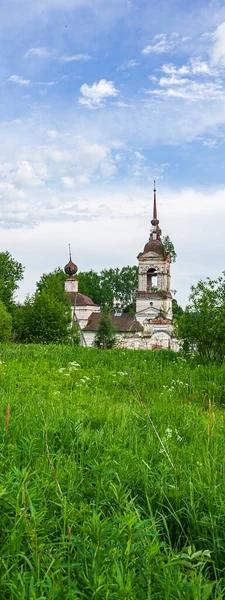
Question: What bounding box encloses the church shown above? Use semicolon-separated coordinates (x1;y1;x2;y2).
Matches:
64;184;177;350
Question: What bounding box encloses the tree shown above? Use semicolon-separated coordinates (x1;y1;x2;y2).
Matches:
77;270;103;306
36;268;68;305
94;307;117;349
31;289;72;343
13;269;72;344
0;301;12;341
172;298;183;320
77;266;138;310
162;236;177;263
0;251;24;309
177;273;225;361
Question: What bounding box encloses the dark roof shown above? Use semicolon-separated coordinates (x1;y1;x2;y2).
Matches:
67;292;98;306
143;239;165;255
83;312;143;332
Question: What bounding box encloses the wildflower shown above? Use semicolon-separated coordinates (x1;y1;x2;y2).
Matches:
69;362;80;367
175;429;183;442
165;427;173;439
58;367;65;373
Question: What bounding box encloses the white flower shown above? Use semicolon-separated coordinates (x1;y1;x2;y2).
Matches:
165;427;173;439
175;429;183;442
58;367;65;373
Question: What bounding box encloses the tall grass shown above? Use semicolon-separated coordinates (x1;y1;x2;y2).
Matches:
0;345;225;598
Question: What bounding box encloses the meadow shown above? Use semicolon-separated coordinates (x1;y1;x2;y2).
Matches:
0;344;225;599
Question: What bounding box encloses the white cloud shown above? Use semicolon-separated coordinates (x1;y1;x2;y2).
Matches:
25;47;54;58
38;81;57;86
161;60;212;77
135;151;146;160
161;64;190;75
60;53;91;62
25;48;91;63
100;161;116;177
211;21;225;66
14;160;46;187
159;75;189;87
8;74;30;85
114;101;132;108
190;59;211;74
118;58;139;70
47;129;58;140
142;32;190;55
79;78;118;108
61;176;75;188
149;80;224;101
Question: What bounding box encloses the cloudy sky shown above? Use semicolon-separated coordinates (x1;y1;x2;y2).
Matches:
1;0;225;306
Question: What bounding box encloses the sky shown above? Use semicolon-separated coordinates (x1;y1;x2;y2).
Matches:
1;0;225;306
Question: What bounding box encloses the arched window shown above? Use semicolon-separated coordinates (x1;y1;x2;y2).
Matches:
147;267;157;292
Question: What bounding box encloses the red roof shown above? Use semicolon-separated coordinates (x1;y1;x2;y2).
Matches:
83;312;143;332
67;292;98;306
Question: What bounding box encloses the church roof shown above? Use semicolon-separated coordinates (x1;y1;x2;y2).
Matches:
83;312;143;332
67;292;98;306
143;239;165;255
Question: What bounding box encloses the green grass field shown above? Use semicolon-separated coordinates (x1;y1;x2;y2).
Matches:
1;344;225;599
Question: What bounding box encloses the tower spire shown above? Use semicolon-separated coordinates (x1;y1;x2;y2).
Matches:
151;180;159;226
150;181;161;241
153;180;157;221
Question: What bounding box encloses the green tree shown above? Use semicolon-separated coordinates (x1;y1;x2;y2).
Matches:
31;289;72;343
78;266;138;310
0;251;24;309
77;270;102;305
0;301;12;341
172;298;183;319
162;235;177;263
36;268;68;304
13;269;72;344
94;307;117;349
178;273;225;361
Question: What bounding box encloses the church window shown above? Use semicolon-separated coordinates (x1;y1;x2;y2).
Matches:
147;267;157;292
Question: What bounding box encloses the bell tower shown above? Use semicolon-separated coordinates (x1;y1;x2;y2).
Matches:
136;183;172;324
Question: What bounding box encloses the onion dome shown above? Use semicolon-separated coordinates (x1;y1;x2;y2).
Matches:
64;259;78;276
64;245;78;275
144;239;165;255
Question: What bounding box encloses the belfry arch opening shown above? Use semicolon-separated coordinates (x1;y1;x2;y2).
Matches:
147;267;157;292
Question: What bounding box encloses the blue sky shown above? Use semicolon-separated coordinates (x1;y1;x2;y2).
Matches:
1;0;225;305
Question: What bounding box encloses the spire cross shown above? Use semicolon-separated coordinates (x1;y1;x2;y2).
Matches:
69;243;72;261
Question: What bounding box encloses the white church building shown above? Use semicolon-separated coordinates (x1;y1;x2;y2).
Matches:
64;185;177;350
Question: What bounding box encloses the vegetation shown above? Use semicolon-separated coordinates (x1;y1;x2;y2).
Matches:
178;273;225;361
0;345;225;598
12;269;71;344
0;251;24;310
94;306;117;349
0;301;12;341
78;266;138;310
162;235;177;263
